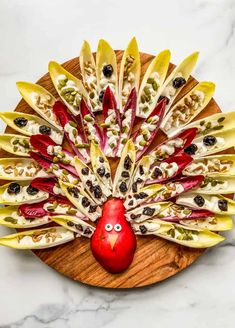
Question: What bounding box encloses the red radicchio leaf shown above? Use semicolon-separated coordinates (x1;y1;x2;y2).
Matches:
146;153;193;184
102;87;121;157
52;101;89;162
151;127;198;161
31;177;66;198
30;135;77;176
80;98;104;148
133;98;167;160
19;197;72;218
147;175;204;203
160;209;214;222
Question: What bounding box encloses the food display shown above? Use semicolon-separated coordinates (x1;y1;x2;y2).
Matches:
0;39;234;279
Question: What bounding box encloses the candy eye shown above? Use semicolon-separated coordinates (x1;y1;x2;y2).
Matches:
114;224;122;232
105;223;113;232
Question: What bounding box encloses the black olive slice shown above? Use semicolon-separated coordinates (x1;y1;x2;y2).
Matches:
102;64;113;78
39;125;51;135
14;117;28;127
26;185;39;195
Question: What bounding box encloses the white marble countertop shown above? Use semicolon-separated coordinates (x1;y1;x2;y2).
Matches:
1;0;235;327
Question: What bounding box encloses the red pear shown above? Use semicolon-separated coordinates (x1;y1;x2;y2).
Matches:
91;198;136;273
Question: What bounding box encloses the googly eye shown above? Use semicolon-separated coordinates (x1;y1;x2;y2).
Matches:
105;223;113;232
114;224;122;232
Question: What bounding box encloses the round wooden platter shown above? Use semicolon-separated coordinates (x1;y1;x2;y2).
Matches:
1;51;224;288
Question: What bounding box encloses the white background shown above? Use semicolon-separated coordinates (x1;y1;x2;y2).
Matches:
0;0;235;327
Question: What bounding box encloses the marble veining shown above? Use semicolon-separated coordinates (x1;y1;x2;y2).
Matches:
1;0;235;327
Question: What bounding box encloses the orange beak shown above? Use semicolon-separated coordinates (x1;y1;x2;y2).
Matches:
108;233;118;250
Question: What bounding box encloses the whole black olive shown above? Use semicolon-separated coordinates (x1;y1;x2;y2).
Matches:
26;185;39;195
218;199;228;211
102;64;113;78
7;182;21;195
203;135;217;146
184;144;198;155
39;125;51;135
172;77;186;89
194;195;205;207
14;117;28;127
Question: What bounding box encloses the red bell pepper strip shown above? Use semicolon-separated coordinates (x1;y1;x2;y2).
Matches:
117;88;137;157
146;153;193;184
133;98;167;160
52;100;90;163
102;87;121;157
150;127;198;162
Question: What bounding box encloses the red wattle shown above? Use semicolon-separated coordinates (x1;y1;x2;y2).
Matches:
91;198;136;274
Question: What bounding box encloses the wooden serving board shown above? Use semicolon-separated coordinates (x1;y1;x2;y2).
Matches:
2;51;224;288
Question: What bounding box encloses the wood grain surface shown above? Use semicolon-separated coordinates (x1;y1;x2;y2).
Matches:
2;51;224;288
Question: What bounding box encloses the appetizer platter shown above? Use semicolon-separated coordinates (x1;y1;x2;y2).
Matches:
0;38;234;288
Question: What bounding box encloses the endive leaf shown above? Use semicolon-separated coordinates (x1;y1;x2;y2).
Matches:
51;215;95;237
186;111;235;137
16;81;61;130
126;202;172;223
192;176;235;194
80;40;100;112
137;49;171;118
0;112;63;144
184;128;235;157
124;183;163;210
0;227;75;249
0;134;32;157
159;51;199;116
119;37;140;111
0;158;49;180
96;39;118;98
176;192;235;215
90;141;112;192
59;180;101;221
133;219;224;248
128;155;151;194
113;140;136;198
161;81;216;136
180;214;233;232
0;205;51;228
0;181;49;205
73;156;110;201
183;154;235;176
150;128;197;163
48;61;88;116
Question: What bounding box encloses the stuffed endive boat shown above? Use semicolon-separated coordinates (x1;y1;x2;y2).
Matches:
0;38;234;278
